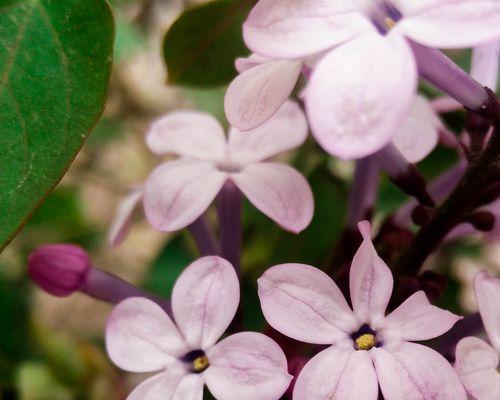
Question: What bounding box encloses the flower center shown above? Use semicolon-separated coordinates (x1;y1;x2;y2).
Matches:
351;324;379;351
182;349;210;374
370;2;402;34
216;159;243;173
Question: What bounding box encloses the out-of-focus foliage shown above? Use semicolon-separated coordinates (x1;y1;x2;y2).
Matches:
0;0;114;250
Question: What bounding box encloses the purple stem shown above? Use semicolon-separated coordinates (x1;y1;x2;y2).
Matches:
346;156;380;229
217;181;242;275
188;215;219;256
82;268;172;317
410;40;488;110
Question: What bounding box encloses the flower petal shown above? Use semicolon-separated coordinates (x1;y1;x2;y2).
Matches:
391;95;441;163
397;0;500;48
224;60;302;131
305;33;417;160
243;0;374;58
373;342;467;400
128;371;204;400
144;159;227;232
258;263;357;345
455;336;500;400
172;256;239;349
232;162;314;233
293;346;378;400
146;111;226;159
227;100;308;164
106;297;186;373
205;332;291;400
383;291;462;342
108;188;144;246
475;270;500;352
235;54;272;73
350;221;393;325
471;40;500;89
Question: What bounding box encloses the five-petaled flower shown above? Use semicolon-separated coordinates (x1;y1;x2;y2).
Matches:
230;0;500;160
455;270;500;400
105;256;291;400
107;100;314;245
258;221;466;399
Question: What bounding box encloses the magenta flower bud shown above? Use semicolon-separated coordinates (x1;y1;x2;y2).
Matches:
28;244;91;297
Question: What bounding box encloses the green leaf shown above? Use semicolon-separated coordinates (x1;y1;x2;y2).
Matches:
0;0;114;251
163;0;251;87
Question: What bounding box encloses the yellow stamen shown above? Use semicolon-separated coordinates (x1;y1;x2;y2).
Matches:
384;17;396;29
355;334;376;351
193;355;210;372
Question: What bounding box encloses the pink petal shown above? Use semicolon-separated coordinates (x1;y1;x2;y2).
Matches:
455;336;500;400
232;162;314;233
172;256;239;349
383;291;462;342
224;59;302;131
105;297;187;373
293;346;378;400
373;342;467;400
128;371;204;400
146;111;226;160
143;159;227;232
243;0;374;58
350;221;394;325
305;33;417;160
108;187;144;247
235;53;271;73
205;332;292;400
475;270;500;352
471;40;500;89
391;95;441;163
258;263;357;345
227;101;308;164
397;0;500;48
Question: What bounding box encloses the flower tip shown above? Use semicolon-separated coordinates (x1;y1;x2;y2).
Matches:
28;244;91;297
357;220;372;240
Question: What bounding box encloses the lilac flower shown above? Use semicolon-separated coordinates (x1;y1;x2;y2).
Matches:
108;101;313;245
236;0;500;159
258;221;466;399
455;271;500;399
105;256;291;400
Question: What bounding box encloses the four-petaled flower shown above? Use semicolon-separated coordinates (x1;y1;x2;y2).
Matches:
258;221;466;399
455;270;500;400
236;0;500;159
106;256;291;400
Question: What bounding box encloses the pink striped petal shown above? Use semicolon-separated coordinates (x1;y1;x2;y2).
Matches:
397;0;500;48
243;0;374;58
106;298;186;373
471;40;500;89
305;33;417;160
391;95;441;163
146;111;226;160
373;342;467;400
475;270;500;352
455;336;500;400
172;257;239;349
350;221;393;325
383;291;462;342
293;346;378;400
227;101;308;164
258;263;357;345
205;332;291;400
108;188;144;247
232;162;314;233
128;371;204;400
144;159;227;232
225;59;302;131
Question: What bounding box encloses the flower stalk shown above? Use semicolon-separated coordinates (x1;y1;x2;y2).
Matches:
188;215;219;256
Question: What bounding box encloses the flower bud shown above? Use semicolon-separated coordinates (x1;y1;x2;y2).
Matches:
28;244;91;297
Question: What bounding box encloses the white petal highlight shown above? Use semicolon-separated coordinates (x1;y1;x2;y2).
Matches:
172;256;240;349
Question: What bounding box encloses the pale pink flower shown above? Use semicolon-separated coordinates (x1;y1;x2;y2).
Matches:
258;221;466;399
106;256;292;400
455;271;500;400
107;101;314;244
240;0;500;159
